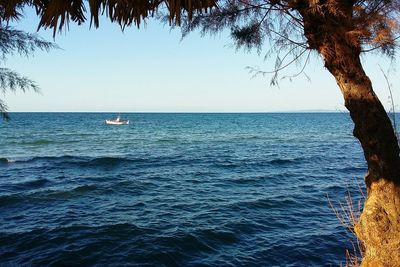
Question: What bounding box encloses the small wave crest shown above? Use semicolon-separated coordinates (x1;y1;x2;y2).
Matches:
2;156;76;164
3;156;130;167
4;155;192;169
17;178;49;188
0;184;99;207
85;157;126;167
45;184;99;199
14;139;53;146
213;156;305;169
0;157;17;164
72;184;98;193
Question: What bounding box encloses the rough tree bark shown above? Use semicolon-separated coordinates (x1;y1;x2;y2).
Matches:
328;49;400;267
298;2;400;265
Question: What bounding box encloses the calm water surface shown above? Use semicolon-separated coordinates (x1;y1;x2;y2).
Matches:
0;113;367;266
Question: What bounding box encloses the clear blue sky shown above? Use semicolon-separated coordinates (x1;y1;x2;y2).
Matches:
4;8;399;112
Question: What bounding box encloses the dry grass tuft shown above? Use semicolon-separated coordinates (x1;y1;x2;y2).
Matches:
327;183;365;267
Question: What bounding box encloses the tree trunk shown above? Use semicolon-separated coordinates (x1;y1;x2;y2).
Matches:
297;1;400;264
324;49;400;266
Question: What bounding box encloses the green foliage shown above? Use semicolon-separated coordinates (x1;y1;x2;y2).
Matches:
0;68;38;120
0;26;56;119
231;23;263;52
0;26;55;59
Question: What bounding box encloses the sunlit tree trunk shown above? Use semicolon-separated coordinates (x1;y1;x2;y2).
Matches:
326;51;400;266
299;3;400;264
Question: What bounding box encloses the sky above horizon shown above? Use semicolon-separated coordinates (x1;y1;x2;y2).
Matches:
3;8;399;112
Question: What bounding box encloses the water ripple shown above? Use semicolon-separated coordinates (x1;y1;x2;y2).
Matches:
0;113;368;266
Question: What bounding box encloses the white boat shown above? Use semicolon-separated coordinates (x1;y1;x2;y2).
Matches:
105;115;129;125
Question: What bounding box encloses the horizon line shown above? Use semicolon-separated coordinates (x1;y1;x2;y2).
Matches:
8;110;349;113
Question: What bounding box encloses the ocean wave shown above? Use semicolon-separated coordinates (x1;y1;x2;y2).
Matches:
230;135;268;141
198;228;238;245
3;155;173;167
13;139;53;146
339;166;366;172
155;137;180;143
230;197;298;211
3;155;76;164
1;155;126;167
5;153;306;170
16;178;49;189
84;157;126;167
226;174;275;185
43;184;99;199
0;222;242;266
268;158;296;164
80;156;173;168
72;184;98;193
0;194;23;207
0;184;99;207
0;157;18;164
213;156;306;169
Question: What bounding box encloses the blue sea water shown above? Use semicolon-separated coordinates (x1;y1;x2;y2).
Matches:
0;112;368;266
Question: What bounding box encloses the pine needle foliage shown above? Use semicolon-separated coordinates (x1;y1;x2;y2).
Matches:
0;10;57;119
178;0;400;83
0;0;216;36
0;26;55;59
1;2;398;77
0;1;398;109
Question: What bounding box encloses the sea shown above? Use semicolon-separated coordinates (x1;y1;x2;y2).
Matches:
0;112;369;266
